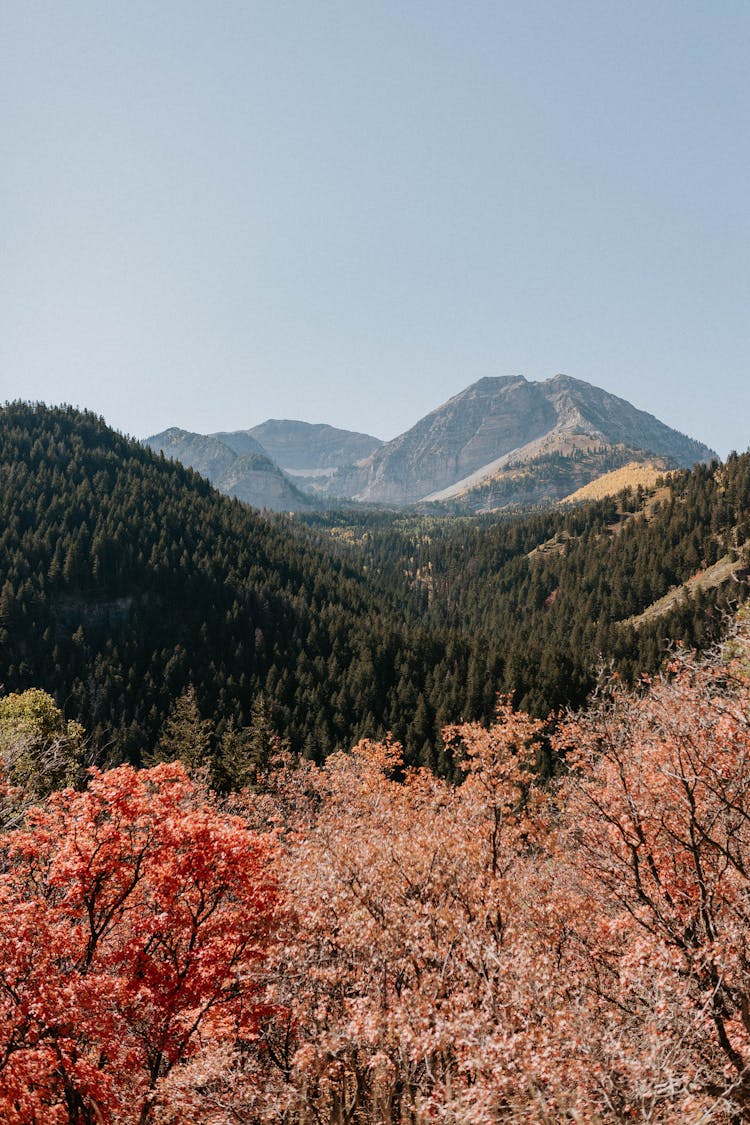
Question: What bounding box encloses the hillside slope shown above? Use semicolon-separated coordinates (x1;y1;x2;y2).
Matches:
0;404;476;765
300;453;750;717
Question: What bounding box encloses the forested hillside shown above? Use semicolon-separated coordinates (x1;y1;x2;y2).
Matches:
299;452;750;715
1;403;749;772
0;404;477;767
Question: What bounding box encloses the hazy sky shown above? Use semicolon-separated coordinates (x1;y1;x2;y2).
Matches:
2;2;748;456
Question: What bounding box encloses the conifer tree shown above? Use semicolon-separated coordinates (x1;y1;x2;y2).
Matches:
240;695;289;789
146;685;212;774
216;696;291;791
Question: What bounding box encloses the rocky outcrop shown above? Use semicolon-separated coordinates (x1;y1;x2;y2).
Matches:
542;374;714;462
326;377;556;503
218;451;315;510
147;428;244;483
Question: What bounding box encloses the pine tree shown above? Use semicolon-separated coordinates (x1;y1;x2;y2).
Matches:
146;685;212;774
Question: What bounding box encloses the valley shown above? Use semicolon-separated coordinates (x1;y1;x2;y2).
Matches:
0;400;746;772
1;399;749;1123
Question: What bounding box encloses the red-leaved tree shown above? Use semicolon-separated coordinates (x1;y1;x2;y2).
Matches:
0;762;277;1124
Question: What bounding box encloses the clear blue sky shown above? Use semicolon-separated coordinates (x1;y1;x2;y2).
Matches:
2;2;748;456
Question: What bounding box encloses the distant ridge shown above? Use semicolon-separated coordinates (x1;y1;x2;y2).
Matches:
145;427;316;511
246;420;382;470
146;376;716;512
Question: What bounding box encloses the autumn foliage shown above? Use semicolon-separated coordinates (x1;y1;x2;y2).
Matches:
0;763;276;1124
4;636;750;1121
251;641;750;1123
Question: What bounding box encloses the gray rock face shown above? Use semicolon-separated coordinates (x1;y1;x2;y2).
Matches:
217;451;314;510
245;420;382;470
147;428;240;483
328;377;556;503
320;375;716;505
212;431;268;457
144;429;315;511
542;374;711;458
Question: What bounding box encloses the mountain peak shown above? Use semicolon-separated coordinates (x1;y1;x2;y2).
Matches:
322;374;716;507
470;374;528;389
247;420;382;471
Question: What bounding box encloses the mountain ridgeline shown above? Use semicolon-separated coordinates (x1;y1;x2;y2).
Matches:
146;374;716;512
323;374;715;506
147;426;319;511
0;402;747;774
146;421;384;510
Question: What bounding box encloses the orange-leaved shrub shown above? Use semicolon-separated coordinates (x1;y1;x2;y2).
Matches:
245;643;750;1123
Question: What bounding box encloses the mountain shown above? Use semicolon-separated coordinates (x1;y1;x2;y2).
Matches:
145;427;316;511
149;427;248;480
321;375;716;508
147;377;715;513
212;450;316;511
146;422;383;510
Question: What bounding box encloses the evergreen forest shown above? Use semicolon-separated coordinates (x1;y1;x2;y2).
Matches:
1;401;749;774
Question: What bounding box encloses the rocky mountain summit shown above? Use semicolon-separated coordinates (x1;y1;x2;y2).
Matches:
145;420;383;511
146;376;716;512
149;427;253;482
323;375;716;508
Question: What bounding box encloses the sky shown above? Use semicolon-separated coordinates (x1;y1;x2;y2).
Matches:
1;2;748;457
